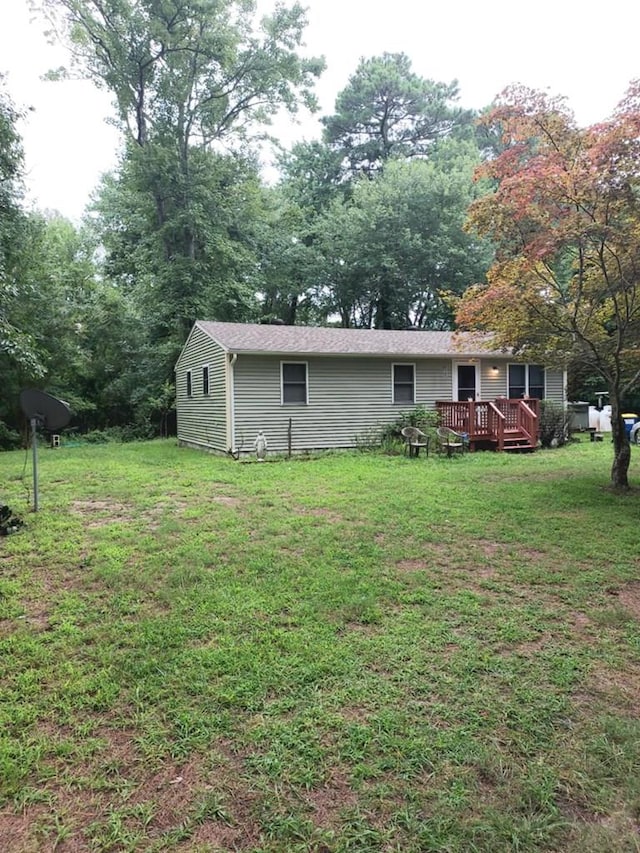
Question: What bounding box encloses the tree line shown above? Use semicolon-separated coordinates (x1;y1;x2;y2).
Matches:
1;0;493;445
2;0;640;487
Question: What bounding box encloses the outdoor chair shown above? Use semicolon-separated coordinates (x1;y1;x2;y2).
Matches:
436;426;467;457
401;426;430;458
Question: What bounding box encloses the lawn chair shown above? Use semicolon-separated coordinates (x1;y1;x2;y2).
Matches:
401;426;430;458
436;426;467;457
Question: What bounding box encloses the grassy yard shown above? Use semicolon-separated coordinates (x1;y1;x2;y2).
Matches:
1;438;640;852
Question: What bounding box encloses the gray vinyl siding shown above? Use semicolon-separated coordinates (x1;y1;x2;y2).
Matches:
232;355;455;454
174;328;567;454
544;368;565;403
176;325;227;450
480;360;506;399
417;359;453;406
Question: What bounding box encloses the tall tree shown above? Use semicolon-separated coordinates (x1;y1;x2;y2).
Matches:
0;79;41;378
322;53;474;178
251;140;346;324
456;83;640;489
38;0;324;150
37;0;324;339
251;184;324;325
94;146;263;339
316;143;492;329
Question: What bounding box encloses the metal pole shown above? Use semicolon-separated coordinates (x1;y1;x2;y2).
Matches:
31;418;39;512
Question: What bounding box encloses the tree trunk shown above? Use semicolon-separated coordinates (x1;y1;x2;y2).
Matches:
610;393;631;488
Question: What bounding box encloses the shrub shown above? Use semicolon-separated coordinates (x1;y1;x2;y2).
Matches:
354;426;385;452
0;421;21;451
80;422;156;444
539;400;572;448
379;405;440;445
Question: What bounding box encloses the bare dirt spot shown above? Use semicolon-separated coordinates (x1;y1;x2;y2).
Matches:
396;558;429;573
585;662;640;711
475;539;506;557
17;605;51;633
298;506;344;524
70;499;134;528
304;770;358;828
569;611;592;631
0;808;51;853
0;726;269;852
615;581;640;620
211;495;242;507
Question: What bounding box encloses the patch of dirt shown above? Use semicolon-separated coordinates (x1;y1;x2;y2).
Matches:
395;558;429;573
298;506;344;523
0;724;272;852
303;769;358;828
16;605;51;633
0;809;51;853
70;499;134;528
585;662;640;711
569;611;592;631
510;632;554;656
210;495;242;507
474;539;506;557
614;581;640;620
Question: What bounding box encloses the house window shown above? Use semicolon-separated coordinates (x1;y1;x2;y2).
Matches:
508;364;545;399
393;363;415;404
202;365;210;395
186;370;192;397
281;362;308;404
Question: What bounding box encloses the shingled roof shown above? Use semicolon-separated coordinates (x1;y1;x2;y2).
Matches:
195;321;500;358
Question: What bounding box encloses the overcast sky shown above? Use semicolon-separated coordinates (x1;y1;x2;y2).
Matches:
2;0;639;220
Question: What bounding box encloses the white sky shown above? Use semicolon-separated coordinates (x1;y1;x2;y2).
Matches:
2;0;639;220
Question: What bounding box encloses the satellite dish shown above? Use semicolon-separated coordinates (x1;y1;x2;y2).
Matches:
20;389;71;432
19;390;71;512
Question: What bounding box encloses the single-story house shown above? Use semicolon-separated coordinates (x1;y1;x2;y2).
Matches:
175;321;566;455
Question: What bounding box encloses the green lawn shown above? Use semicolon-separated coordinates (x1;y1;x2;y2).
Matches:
1;438;640;852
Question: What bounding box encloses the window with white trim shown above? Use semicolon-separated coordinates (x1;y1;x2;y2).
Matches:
393;363;415;404
508;364;545;399
186;369;192;397
202;365;210;395
281;361;308;404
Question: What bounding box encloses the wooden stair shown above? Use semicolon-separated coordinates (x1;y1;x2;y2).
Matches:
502;429;536;452
436;400;540;453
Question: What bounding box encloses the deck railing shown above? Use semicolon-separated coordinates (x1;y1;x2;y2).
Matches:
435;399;539;450
492;398;539;444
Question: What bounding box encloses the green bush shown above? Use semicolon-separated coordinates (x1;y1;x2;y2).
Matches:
354;407;440;454
539;400;572;448
0;421;22;451
82;429;111;444
379;405;440;445
81;422;156;444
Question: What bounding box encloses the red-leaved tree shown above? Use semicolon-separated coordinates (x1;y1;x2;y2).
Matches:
457;83;640;487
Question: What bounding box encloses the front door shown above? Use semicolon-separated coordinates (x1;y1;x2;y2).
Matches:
457;364;477;401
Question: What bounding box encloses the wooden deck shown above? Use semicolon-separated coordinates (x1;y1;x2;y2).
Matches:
436;399;540;452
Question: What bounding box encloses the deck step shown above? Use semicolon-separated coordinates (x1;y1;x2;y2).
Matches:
502;432;537;452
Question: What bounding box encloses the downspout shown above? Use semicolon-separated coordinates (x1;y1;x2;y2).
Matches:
228;353;237;456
